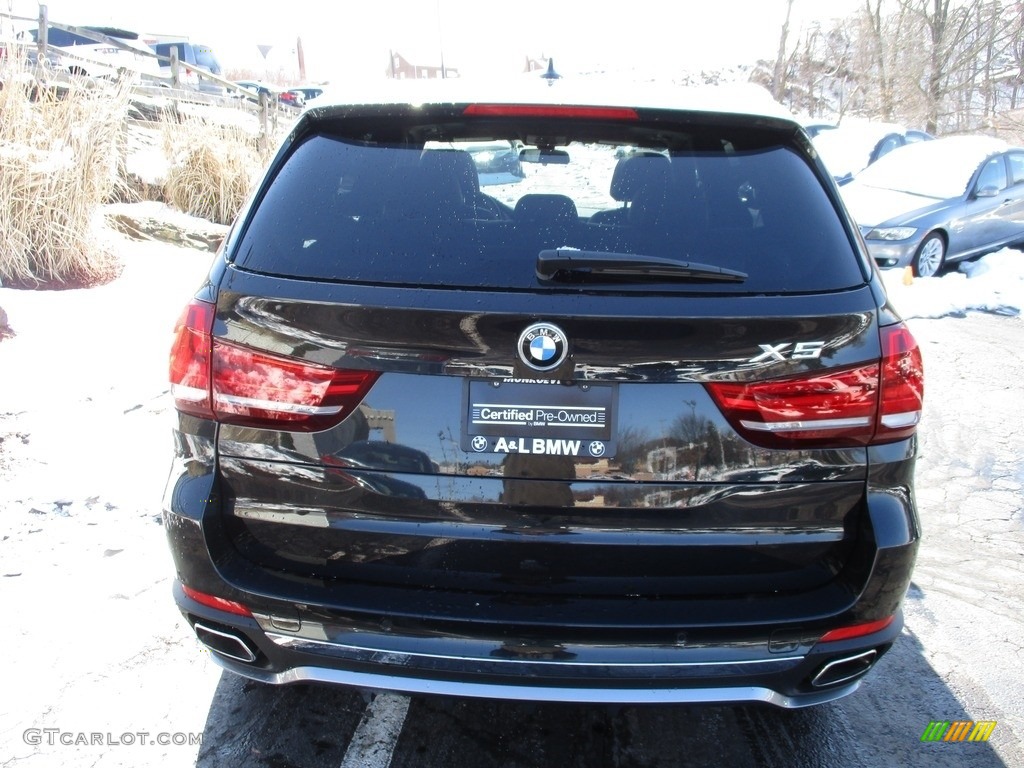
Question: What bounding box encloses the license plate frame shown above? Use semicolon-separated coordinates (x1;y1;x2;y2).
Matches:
461;379;617;459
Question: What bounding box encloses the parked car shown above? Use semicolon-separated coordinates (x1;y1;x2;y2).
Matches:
280;89;305;108
289;85;324;103
233;80;302;108
803;122;837;138
813;121;933;184
150;40;224;94
24;26;157;80
165;80;924;708
233;79;270;100
0;38;66;71
462;140;525;185
841;135;1024;277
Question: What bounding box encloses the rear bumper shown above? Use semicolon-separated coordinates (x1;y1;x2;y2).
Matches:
162;429;918;708
205;651;864;709
172;575;903;708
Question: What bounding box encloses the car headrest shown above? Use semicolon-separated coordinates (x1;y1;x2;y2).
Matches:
610;154;670;202
513;194;578;224
420;149;480;198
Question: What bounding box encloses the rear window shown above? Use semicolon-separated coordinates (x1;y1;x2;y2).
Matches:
40;29;96;47
155;43;185;63
234;114;864;294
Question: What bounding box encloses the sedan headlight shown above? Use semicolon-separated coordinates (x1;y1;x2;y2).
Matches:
865;227;918;241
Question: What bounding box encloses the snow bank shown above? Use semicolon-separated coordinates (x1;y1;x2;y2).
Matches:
882;248;1024;319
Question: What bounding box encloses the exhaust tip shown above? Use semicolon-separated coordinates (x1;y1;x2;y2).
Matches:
810;649;878;688
193;621;258;663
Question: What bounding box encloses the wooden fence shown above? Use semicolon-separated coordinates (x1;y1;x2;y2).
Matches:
0;4;298;147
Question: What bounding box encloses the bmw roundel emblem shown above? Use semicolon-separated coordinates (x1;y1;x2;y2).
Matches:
518;322;569;371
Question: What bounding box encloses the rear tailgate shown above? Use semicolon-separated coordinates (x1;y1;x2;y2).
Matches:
211;274;879;612
194;101;896;627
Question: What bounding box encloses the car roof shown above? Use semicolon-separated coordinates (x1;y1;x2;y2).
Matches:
306;78;796;124
847;134;1018;197
883;134;1011;164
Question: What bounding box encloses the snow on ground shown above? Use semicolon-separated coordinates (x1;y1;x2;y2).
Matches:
0;220;221;766
0;221;217;510
881;247;1024;319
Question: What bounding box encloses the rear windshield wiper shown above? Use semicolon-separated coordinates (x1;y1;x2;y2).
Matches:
536;249;747;284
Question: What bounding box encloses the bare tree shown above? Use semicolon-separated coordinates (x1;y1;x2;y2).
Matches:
897;0;1014;133
800;22;861;118
1010;1;1024;109
772;0;797;101
863;0;898;120
785;0;1020;134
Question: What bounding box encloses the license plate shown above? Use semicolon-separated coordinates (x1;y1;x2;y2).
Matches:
461;380;617;458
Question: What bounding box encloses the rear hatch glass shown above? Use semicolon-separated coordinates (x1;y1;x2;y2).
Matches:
233;111;865;294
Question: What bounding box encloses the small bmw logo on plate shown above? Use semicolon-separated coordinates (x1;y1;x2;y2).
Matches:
518;322;569;371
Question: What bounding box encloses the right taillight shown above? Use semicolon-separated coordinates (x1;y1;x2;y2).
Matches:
706;322;923;449
169;298;378;431
875;323;924;443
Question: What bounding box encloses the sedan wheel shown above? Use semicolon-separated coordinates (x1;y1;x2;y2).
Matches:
913;233;946;278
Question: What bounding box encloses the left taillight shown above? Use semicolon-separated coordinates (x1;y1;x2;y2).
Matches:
169;298;378;431
169;299;216;420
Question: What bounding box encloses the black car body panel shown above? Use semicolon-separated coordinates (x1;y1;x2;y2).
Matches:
164;82;922;707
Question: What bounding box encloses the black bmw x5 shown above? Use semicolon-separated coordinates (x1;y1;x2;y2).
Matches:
164;80;923;708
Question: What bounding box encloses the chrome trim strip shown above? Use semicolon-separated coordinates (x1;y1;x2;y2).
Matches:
213;393;342;416
234;505;844;542
264;631;803;669
740;416;871;433
170;383;207;403
234;503;331;528
206;655;861;708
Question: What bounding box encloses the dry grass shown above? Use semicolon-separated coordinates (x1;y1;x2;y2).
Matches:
162;114;268;225
0;62;133;288
1;53;278;287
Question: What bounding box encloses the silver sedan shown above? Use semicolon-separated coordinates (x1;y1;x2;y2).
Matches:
840;135;1024;277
